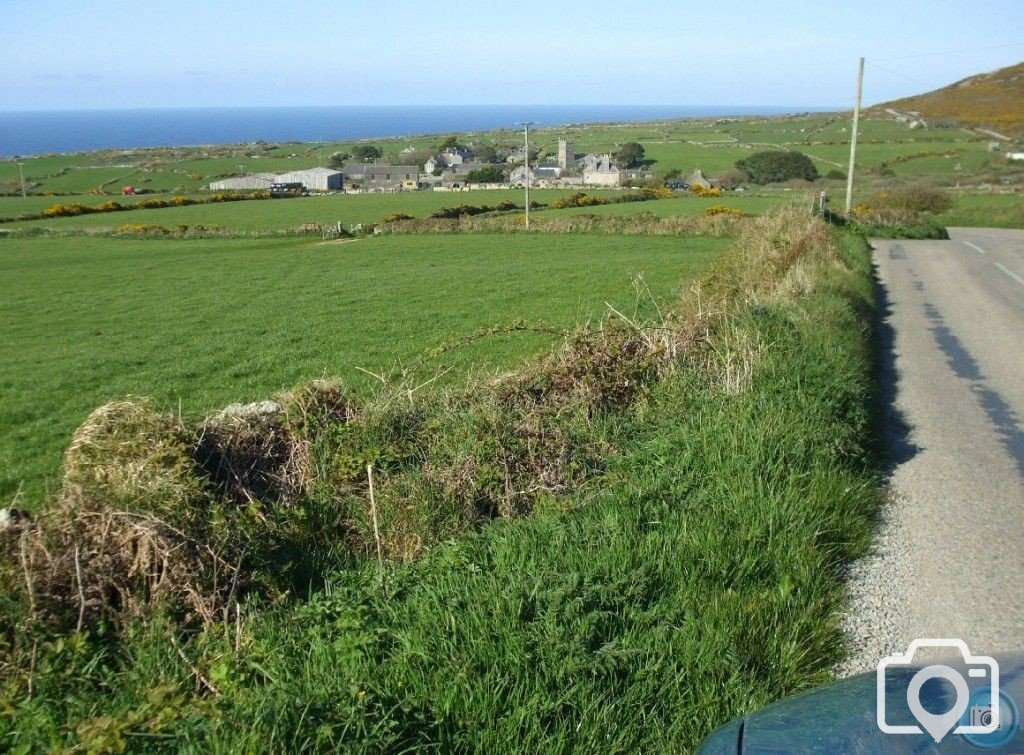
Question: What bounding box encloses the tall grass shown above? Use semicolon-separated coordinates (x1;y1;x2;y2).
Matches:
0;208;883;752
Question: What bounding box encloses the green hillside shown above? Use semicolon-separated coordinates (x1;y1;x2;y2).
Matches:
875;61;1024;136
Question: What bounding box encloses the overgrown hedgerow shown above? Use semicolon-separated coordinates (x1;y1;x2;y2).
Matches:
0;207;885;752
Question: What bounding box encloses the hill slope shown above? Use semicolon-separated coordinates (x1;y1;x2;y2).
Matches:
875;61;1024;136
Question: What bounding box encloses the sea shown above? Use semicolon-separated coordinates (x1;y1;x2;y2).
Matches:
0;105;829;158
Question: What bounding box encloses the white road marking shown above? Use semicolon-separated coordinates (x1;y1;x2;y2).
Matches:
995;262;1024;288
963;241;986;255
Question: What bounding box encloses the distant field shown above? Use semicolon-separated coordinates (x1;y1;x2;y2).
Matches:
941;192;1024;228
4;190;794;232
553;193;791;218
4;189;585;232
0;232;724;504
4;112;1015;201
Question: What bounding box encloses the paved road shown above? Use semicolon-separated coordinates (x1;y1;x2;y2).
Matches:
840;228;1024;674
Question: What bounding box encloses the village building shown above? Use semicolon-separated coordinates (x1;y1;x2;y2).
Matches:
424;147;475;174
558;139;578;170
510;165;562;187
685;169;712;190
581;154;620;186
685;168;726;189
342;164;418;191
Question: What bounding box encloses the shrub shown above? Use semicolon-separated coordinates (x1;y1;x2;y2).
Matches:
381;213;415;223
41;203;92;218
465;166;507;184
825;169;846;180
714;170;747;189
863;185;953;214
169;195;195;207
704;205;743;218
736;150;819;184
549;192;607;209
690;185;723;198
644;186;676;199
429;202;522;219
116;224;171;235
612;141;646;168
351;144;382;161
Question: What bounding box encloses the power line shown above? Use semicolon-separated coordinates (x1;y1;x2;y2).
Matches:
867;62;934;90
874;41;1024;62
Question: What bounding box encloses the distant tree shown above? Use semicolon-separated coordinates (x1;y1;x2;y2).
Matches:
351;144;382;161
401;149;434;167
662;167;682;180
613;142;646;169
735;150;819;184
466;166;507;183
438;135;463;151
715;169;747;189
328;152;350;169
474;145;498;163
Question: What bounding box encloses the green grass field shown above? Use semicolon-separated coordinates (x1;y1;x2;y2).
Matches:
0;109;1011;752
0;232;723;505
3;189;584;232
941;192;1024;228
4;191;794;232
0;214;883;753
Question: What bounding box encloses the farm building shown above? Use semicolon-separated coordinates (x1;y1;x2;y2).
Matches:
207;168;341;192
208;173;277;191
274;167;342;191
342;164;418;191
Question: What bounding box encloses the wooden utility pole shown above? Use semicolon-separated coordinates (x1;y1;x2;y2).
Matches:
845;57;865;214
517;121;536;229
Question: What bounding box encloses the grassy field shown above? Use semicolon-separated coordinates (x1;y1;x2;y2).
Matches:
0;231;723;505
3;191;795;233
941;192;1024;228
0;109;1011;751
3;189;587;232
0;212;883;753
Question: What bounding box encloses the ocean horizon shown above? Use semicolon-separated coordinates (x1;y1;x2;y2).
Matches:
0;104;837;158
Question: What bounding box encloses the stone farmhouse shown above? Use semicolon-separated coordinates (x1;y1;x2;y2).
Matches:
510;165;567;188
341;164;418;191
424;147;472;173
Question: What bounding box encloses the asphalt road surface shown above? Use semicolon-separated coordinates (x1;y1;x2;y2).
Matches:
840;227;1024;675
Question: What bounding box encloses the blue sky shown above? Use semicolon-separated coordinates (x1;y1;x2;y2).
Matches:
3;0;1023;111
